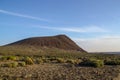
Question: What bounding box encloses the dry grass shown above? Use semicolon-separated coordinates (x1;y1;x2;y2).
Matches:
0;45;87;58
0;46;120;80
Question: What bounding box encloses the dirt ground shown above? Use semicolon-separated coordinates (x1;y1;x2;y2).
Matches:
0;63;120;80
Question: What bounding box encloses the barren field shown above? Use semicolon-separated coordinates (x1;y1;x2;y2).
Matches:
0;46;120;80
0;63;120;80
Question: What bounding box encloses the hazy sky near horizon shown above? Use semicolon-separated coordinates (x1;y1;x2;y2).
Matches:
1;0;120;52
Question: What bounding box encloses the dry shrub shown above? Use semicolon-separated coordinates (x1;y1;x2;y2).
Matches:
23;57;34;65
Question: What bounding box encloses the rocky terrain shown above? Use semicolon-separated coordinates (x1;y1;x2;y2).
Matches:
0;63;120;80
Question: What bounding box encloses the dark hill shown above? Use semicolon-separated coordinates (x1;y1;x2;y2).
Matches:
6;35;86;52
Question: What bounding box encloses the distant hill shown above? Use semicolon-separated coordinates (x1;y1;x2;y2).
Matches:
6;35;86;52
91;52;120;54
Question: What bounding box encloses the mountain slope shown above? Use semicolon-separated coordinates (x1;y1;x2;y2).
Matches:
6;35;86;52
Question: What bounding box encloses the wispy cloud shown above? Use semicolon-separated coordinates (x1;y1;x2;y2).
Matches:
33;25;108;33
99;35;120;39
73;35;120;52
0;9;48;22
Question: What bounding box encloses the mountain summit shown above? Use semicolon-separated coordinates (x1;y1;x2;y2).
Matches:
7;35;86;52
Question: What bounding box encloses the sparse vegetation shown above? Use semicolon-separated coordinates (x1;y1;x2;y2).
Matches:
35;58;43;64
104;59;120;65
0;43;120;79
11;62;18;67
79;58;104;68
18;62;26;67
2;62;18;68
23;57;34;65
0;54;120;80
56;58;66;63
0;56;17;61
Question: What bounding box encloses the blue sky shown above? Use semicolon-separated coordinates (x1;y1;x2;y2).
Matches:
1;0;120;52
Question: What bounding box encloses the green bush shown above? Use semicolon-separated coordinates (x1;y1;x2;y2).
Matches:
66;59;75;64
0;56;7;61
24;57;34;65
3;63;12;67
3;62;18;68
79;59;104;68
49;57;57;61
66;59;82;64
0;56;17;61
42;58;50;63
56;58;66;63
18;62;26;67
36;58;43;64
11;62;18;67
104;60;120;65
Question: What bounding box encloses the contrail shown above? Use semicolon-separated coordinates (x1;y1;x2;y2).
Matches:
33;25;108;33
0;9;49;22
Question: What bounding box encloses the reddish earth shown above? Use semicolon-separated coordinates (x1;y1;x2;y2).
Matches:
7;35;86;52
